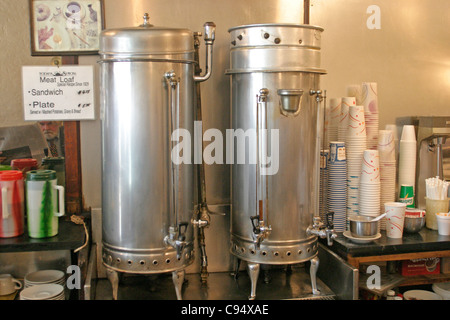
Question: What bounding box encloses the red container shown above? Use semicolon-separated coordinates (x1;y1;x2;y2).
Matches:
0;170;25;238
401;258;441;276
11;158;38;176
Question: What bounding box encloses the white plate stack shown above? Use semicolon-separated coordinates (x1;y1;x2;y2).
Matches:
361;82;379;150
338;97;356;144
359;150;381;229
20;283;65;300
378;129;397;230
24;270;65;288
346;105;367;217
23;270;66;300
327;141;347;231
398;125;417;196
326;98;341;147
319;149;329;222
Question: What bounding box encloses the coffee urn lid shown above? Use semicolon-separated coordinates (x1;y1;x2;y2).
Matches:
99;13;194;56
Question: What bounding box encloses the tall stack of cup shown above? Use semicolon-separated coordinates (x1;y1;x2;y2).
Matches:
398;125;417;197
361;82;379;150
326;98;341;147
346;84;362;105
378;130;397;230
319;149;329;222
338;97;356;144
327;141;347;232
359;150;381;228
346;105;367;217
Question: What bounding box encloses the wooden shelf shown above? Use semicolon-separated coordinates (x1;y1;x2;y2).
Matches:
399;273;450;287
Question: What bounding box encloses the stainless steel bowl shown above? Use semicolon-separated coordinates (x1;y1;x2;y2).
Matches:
348;215;379;238
404;215;425;233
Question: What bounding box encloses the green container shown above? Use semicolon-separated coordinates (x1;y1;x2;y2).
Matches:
0;165;12;171
25;170;65;238
399;184;415;208
41;157;65;188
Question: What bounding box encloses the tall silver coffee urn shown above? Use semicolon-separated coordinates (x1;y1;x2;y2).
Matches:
99;14;215;300
226;23;336;300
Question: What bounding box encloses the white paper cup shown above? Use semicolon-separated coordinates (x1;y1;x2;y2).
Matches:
436;213;450;235
346;85;362;104
378;130;395;159
338;102;349;142
385;202;406;238
360;150;380;183
401;125;416;142
361;82;378;112
347;105;366;137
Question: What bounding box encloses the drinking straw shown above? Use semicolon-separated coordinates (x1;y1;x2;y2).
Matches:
426;176;449;200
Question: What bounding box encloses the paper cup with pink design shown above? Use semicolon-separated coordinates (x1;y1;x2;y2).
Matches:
360;149;380;183
385;202;406;238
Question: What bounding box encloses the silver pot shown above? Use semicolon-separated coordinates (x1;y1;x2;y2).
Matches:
404;216;426;233
348;215;379;238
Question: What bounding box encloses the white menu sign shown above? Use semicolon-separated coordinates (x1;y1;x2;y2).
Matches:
22;66;95;121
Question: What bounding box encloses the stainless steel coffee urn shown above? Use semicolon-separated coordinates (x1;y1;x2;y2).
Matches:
99;14;215;300
226;23;336;300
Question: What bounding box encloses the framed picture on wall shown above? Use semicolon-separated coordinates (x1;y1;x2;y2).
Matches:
29;0;105;56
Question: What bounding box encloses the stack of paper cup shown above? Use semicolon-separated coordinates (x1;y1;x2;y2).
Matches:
346;84;362;105
359;150;381;221
338;97;356;144
345;105;367;217
327;142;347;232
326;98;341;147
378;130;397;230
361;82;379;150
398;125;417;196
319;149;329;222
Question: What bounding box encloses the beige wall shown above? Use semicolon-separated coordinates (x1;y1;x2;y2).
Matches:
314;0;450;127
1;0;450;210
0;0;50;127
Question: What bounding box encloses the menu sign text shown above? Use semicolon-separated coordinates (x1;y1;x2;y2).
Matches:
22;66;95;121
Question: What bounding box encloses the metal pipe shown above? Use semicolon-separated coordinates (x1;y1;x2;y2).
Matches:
304;0;310;24
193;31;210;284
194;22;216;82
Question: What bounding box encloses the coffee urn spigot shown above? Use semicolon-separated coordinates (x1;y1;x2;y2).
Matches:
307;212;337;246
165;222;188;260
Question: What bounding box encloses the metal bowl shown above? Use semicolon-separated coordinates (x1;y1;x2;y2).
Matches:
404;215;425;233
348;215;379;238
